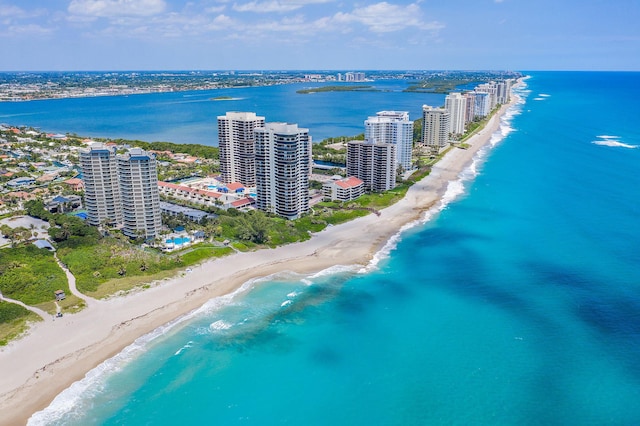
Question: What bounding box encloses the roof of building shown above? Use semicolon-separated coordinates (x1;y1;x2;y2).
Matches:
226;182;245;191
33;239;55;251
64;178;83;185
230;197;254;208
335;176;364;189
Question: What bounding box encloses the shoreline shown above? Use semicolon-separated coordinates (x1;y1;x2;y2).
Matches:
0;85;522;425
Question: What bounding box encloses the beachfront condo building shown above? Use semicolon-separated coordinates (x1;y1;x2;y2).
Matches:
254;122;311;220
79;143;122;227
475;82;498;110
445;93;467;135
463;92;477;123
80;144;161;239
422;106;450;154
117;148;162;240
364;111;413;171
474;92;491;118
346;140;396;192
217;111;265;186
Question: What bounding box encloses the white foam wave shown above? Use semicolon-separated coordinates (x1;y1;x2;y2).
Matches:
209;320;233;331
596;135;621;140
592;140;638;149
174;341;194;356
308;264;359;279
533;97;545;101
538;93;551;97
280;300;293;307
287;291;300;298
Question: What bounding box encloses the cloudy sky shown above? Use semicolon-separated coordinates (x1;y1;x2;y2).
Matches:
1;0;638;71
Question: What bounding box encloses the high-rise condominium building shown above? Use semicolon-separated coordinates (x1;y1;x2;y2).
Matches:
445;93;467;135
80;144;161;239
422;106;450;153
80;143;122;227
117;148;162;239
463;92;477;123
346;140;396;192
474;92;491;118
475;82;498;110
254;122;311;220
364;111;413;171
217;111;265;186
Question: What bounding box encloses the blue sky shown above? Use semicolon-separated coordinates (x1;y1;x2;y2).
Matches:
1;0;638;71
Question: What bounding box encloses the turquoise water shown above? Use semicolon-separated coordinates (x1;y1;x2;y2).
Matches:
29;72;640;425
0;80;443;144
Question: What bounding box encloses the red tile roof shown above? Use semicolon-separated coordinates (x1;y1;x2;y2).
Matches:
226;182;245;191
335;176;364;189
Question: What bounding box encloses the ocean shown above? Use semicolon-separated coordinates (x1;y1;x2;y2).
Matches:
27;72;640;425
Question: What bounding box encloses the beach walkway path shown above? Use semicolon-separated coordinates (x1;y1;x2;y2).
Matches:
54;253;99;309
0;293;51;323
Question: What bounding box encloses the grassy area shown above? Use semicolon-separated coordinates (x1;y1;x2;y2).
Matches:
0;302;41;346
87;269;179;299
58;236;180;294
0;246;70;305
35;295;86;315
180;244;234;265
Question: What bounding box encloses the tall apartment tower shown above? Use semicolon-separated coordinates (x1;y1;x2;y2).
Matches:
254;123;311;220
346;140;396;192
364;111;413;171
422;106;450;153
79;143;122;227
474;92;491;118
444;93;467;135
117;148;162;239
463;92;477;123
217;111;266;186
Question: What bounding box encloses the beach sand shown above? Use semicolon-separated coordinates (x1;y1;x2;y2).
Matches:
0;89;520;425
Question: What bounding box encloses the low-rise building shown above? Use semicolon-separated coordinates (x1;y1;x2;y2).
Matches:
323;176;365;202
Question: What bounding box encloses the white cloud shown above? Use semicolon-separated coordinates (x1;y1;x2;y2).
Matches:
205;5;226;13
233;0;332;13
8;23;53;35
332;2;441;33
68;0;167;17
0;4;25;18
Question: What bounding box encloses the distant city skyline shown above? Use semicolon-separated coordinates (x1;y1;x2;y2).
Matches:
1;0;639;71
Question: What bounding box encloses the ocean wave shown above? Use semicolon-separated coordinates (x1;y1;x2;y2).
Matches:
280;300;293;307
592;140;638;149
533;97;545;101
174;341;194;356
538;93;551;97
209;320;233;331
596;135;621;140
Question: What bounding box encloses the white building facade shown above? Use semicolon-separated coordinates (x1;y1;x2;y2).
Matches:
254;122;311;220
79;143;122;227
217;111;265;186
444;92;467;135
117;148;162;239
364;111;413;171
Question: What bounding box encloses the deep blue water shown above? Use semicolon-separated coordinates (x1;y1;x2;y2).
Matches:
0;80;443;144
30;72;640;425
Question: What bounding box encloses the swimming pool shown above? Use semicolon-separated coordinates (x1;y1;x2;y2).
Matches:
165;237;191;245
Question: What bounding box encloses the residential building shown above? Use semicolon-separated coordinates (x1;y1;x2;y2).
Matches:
217;111;265;186
475;82;498;110
79;143;122;227
422;106;450;153
364;111;413;171
347;140;396;192
323;176;365;202
254;122;311;220
463;92;477;123
444;93;467;135
474;92;491;118
117;148;162;239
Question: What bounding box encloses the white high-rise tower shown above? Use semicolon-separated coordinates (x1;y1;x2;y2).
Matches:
445;92;467;135
217;111;266;186
364;111;413;171
254;122;311;220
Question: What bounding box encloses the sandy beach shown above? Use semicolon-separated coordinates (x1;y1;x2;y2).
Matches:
0;89;520;425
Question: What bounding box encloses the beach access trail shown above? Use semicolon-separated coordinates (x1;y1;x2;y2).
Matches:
0;91;519;426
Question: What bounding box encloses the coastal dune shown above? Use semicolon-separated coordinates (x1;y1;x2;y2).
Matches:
0;90;520;425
